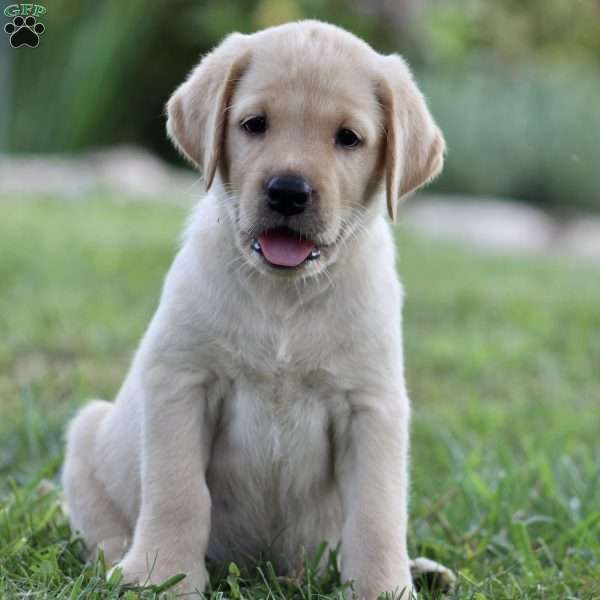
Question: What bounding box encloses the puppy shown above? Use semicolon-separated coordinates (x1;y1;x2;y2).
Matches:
62;21;446;599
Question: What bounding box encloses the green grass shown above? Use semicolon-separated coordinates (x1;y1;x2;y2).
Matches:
1;197;599;599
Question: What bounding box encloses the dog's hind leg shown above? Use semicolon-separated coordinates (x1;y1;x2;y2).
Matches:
410;557;456;594
62;400;132;565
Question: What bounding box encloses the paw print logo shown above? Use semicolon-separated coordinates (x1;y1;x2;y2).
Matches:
4;15;45;48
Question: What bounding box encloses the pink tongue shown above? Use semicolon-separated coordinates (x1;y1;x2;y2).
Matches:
259;230;315;267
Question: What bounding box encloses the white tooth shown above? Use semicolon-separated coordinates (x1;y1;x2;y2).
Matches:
251;239;262;253
309;248;321;260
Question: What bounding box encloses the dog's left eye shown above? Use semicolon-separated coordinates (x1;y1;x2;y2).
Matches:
335;128;361;148
241;116;267;135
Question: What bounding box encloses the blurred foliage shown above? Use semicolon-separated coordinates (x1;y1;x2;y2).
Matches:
422;66;600;213
421;0;600;67
3;0;396;162
418;0;600;213
2;0;600;212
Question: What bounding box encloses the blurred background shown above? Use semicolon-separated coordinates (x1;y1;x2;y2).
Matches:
2;0;599;220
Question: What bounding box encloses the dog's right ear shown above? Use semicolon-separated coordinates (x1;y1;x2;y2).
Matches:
166;34;251;189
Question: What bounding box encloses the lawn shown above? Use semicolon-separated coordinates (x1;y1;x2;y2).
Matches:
1;197;599;599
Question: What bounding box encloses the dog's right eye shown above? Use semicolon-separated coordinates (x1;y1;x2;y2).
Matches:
241;116;267;135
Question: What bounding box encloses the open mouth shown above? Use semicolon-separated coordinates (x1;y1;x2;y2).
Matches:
251;227;321;269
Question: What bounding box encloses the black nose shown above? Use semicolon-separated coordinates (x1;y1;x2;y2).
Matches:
266;174;312;216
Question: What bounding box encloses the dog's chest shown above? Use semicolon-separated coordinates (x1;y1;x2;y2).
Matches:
211;370;342;492
206;369;348;566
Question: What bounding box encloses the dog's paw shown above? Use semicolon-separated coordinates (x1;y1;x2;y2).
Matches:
96;536;130;567
410;557;456;594
110;553;208;594
4;15;45;48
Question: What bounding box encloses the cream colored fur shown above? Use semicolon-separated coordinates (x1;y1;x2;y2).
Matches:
62;21;447;599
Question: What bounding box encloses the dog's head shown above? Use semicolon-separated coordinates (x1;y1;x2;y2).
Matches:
167;21;444;276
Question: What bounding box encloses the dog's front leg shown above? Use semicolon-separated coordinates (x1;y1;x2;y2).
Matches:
115;368;211;594
338;395;413;600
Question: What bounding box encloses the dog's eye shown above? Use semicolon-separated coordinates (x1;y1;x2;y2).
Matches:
241;116;267;135
336;128;361;149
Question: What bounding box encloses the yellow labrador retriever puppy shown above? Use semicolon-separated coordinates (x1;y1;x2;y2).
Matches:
62;21;449;599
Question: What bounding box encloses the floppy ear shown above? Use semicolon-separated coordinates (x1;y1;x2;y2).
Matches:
378;55;446;221
166;34;250;189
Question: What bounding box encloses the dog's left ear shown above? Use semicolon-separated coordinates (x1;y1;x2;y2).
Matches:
166;33;251;189
378;55;446;221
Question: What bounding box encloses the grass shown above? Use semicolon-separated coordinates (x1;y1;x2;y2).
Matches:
1;197;599;599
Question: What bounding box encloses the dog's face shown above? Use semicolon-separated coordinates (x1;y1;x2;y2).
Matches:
225;33;387;275
167;22;445;277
